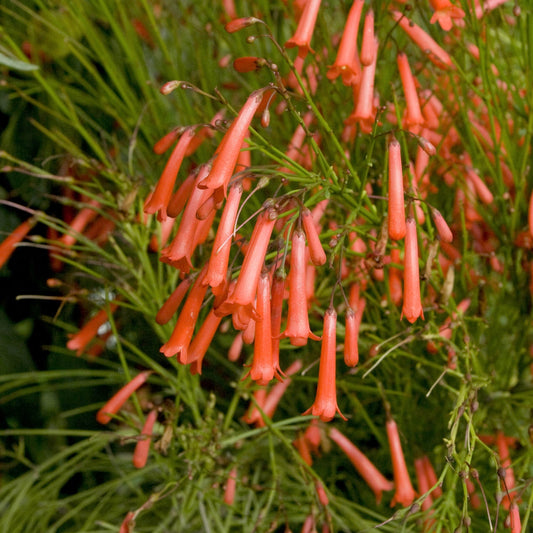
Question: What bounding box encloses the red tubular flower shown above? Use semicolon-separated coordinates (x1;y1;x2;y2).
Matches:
402;217;424;323
431;208;453;243
284;0;322;57
329;427;394;503
302;208;326;266
248;271;276;385
466;169;494;205
0;217;35;269
414;457;433;511
67;302;119;356
429;0;465;31
153;128;180;155
391;11;453;69
344;297;366;367
326;0;364;84
166;172;196;218
233;56;265;73
388;138;407;241
204;182;243;290
155;276;193;325
144;127;195;221
223;468;238;506
119;512;135;533
360;9;375;66
270;269;286;372
283;229;320;346
160;266;209;361
347;37;378;132
160;165;212;272
304;308;346;422
96;370;152;424
199;89;265;195
132;409;158;469
187;308;224;373
496;430;516;509
506;503;522;533
59;199;100;247
386;417;416;507
225;17;262;33
397;52;424;133
294;432;313;465
218;207;277;318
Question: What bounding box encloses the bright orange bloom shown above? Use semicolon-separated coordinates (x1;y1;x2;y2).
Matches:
397;52;424;133
166;172;196;218
96;370;152;424
304;308;346;422
284;0;322;56
301;208;326;266
360;9;375;66
388;138;407;241
283;229;320;346
391;11;453;69
153;127;180;155
187;308;224;373
329;427;394;503
204;182;243;290
344;297;365;367
67;302;119;356
132;409;158;469
160;266;209;361
144;127;195;220
155;276;193;325
429;0;466;31
402;217;424;323
326;0;364;84
386;418;416;507
0;218;34;269
249;271;276;385
199;89;265;195
270;269;286;371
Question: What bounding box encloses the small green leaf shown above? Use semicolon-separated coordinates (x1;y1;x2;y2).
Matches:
0;51;39;72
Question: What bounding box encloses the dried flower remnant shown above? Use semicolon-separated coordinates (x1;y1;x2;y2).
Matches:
96;370;152;425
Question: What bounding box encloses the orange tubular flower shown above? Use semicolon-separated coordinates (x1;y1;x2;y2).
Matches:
414;457;433;511
388;138;407;241
0;217;35;269
155;276;193;325
223;468;238;506
144;127;195;221
249;271;276;385
304;308;346;422
284;0;322;57
388;247;403;306
391;11;453;69
429;0;466;31
160;165;212;272
422;455;442;499
218;207;277;318
402;217;424;323
204;181;243;290
132;409;158;469
302;208;326;266
506;503;522;533
187;308;224;373
153;127;180;155
386;417;416;507
67;302;119;356
199;89;265;195
496;430;516;509
329;427;394;503
327;0;364;85
59;199;100;248
283;229;320;346
347;37;378;132
344;297;366;367
431;208;453;243
270;269;286;371
397;52;424;133
96;370;152;424
160;266;209;361
360;9;375;66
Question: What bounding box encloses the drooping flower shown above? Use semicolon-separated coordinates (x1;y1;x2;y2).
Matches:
187;308;224;373
360;9;375;66
59;199;100;248
284;0;322;57
283;229;320;346
326;0;364;85
155;276;193;325
388;138;407;241
329;427;394;503
132;409;158;469
402;217;424;323
301;208;326;266
0;217;35;269
386;417;416;507
96;370;152;425
344;297;365;367
67;302;119;356
304;308;346;422
431;208;453;243
397;52;424;133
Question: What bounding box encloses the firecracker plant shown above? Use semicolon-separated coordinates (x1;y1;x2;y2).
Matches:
0;0;532;532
